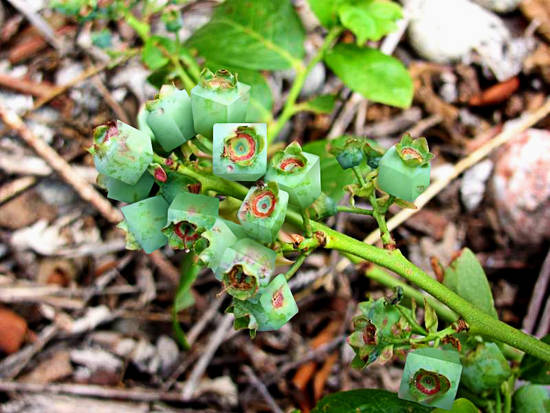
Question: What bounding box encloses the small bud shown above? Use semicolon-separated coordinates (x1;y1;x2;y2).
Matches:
213;123;267;181
329;136;364;170
191;68;250;139
162;9;182;32
120;195;169;254
265;141;321;209
98;172;154;203
145;85;195;152
377;134;433;202
398;347;462;410
306;192;338;220
92;120;153;185
238;182;289;244
348;297;411;368
163;192;219;250
216;238;276;300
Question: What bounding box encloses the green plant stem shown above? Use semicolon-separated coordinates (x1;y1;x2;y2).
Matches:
302;210;313;237
268;27;342;143
171;57;195;93
160;155;550;362
352;166;366;187
369;193;395;248
496;387;502;413
323;229;550;362
410;325;456;344
285;254;307;281
337;205;373;216
365;265;458;323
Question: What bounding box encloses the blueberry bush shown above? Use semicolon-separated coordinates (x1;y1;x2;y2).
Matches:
53;0;550;411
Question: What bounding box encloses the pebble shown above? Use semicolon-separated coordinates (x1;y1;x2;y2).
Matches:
473;0;522;13
461;159;493;211
491;129;550;245
405;0;530;80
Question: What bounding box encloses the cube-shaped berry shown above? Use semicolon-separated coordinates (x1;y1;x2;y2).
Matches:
91;120;153;185
99;172;154;203
191;69;250;139
145;85;195;152
199;218;244;272
228;274;298;335
213;123;267;181
121;195;168;253
398;347;462;410
238;182;288;244
265;141;321;209
163;192;219;249
377;146;430;202
216;238;276;300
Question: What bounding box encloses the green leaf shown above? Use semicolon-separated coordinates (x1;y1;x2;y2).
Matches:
307;0;347;28
324;44;413;108
339;1;402;44
424;299;438;334
172;252;201;349
443;248;498;319
432;398;479;413
186;0;305;70
312;389;431;412
206;62;273;123
300;94;337;114
520;334;550;383
143;36;177;70
124;12;150;40
303;139;355;202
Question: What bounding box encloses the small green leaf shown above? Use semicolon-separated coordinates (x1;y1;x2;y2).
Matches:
324;44;413;108
443;248;498;319
124;12;150;40
303;139;355;202
307;0;347;28
312;389;431;412
461;342;512;394
424;299;438;334
300;94;337;114
338;1;402;44
186;0;305;70
432;398;479;413
519;334;550;383
143;36;176;70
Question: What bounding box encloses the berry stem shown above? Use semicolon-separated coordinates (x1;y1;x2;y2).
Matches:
369;193;395;248
161;154;550;362
268;26;343;143
336;205;374;216
285;254;307;281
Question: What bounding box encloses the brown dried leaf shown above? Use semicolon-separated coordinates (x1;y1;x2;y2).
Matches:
0;307;28;354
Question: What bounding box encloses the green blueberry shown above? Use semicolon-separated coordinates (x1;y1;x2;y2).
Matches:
212;123;267;181
120;195;169;253
162;192;219;250
513;385;550;413
191;68;250;139
328;136;364;170
238;182;289;244
145;84;195;152
377;146;430;202
98;172;154;203
227;274;298;336
90;120;153;185
216;238;276;300
398;347;462;410
199;218;243;272
264;141;321;209
460;342;511;394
